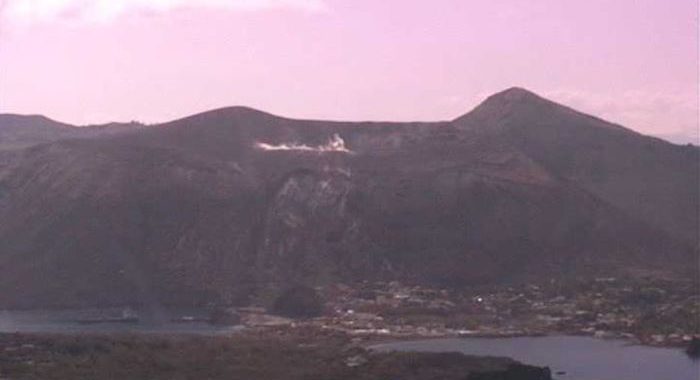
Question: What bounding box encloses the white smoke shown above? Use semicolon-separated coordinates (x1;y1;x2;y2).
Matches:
256;133;352;153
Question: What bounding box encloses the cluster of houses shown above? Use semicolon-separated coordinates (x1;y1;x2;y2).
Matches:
196;277;696;349
271;278;699;347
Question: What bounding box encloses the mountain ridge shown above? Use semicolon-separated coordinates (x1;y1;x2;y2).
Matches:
2;88;696;150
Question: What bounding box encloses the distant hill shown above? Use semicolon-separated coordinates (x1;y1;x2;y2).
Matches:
0;88;696;309
0;114;144;151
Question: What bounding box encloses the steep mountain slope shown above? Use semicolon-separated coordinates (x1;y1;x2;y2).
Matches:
0;90;695;308
455;88;699;244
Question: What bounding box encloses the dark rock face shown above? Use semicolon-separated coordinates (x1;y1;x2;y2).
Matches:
271;286;324;319
208;308;241;326
686;337;700;359
357;351;543;380
468;364;553;380
0;88;696;308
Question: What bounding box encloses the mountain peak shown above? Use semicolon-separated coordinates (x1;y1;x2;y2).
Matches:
452;86;552;126
454;86;634;137
163;105;281;127
475;87;549;112
489;87;543;102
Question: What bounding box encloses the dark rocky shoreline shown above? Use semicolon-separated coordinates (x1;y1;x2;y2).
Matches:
0;329;552;380
468;364;552;380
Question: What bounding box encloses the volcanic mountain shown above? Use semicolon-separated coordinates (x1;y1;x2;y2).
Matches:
0;88;696;308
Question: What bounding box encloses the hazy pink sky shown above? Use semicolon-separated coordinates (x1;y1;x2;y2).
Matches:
0;0;697;143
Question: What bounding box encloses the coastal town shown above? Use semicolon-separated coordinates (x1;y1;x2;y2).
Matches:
232;276;698;350
0;276;696;379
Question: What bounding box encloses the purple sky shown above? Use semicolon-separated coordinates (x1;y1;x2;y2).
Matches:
0;0;697;143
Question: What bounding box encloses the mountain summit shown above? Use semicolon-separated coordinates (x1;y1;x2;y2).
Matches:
455;87;632;135
0;89;696;308
474;86;547;108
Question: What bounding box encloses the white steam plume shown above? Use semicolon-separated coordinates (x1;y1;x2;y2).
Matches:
256;133;351;153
